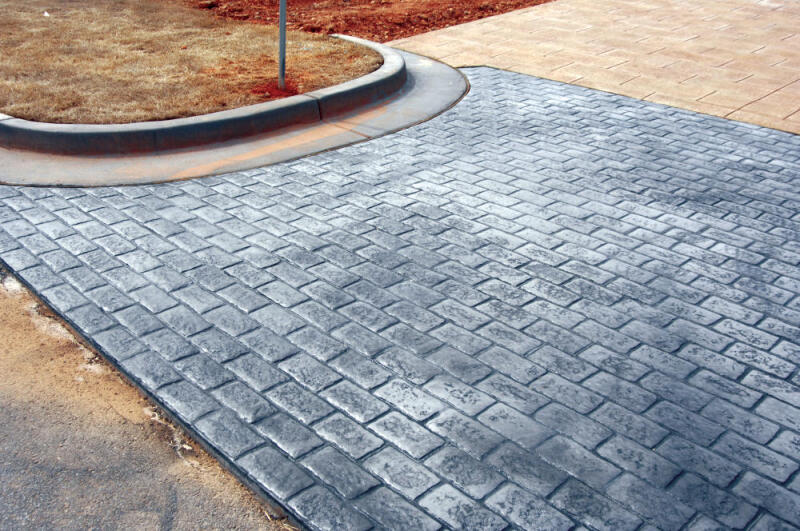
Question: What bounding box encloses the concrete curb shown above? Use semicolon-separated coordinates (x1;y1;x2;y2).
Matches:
0;36;406;155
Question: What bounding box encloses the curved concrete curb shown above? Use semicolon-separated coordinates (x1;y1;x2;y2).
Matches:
0;36;406;155
0;48;468;186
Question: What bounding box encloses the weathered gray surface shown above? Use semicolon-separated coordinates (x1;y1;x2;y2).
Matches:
1;68;800;530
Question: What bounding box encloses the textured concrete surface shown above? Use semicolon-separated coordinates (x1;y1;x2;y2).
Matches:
2;68;800;530
391;0;800;135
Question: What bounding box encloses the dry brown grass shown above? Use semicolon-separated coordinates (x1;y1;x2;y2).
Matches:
0;0;382;124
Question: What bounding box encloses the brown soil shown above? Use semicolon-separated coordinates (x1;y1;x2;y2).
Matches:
0;270;296;529
0;0;381;124
179;0;555;42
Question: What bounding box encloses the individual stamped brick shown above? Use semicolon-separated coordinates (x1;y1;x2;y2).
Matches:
226;353;286;392
425;446;503;499
424;374;495;416
669;473;758;529
339;300;396;332
590;402;668;448
713;432;798;482
158;305;210;336
430;323;491;356
174;353;233;390
369;412;443;459
381;323;443;355
655;436;740;488
301;446;379;499
606;473;695;531
389;280;445;308
93;327;148;362
478;403;553;451
266;382;333;424
328;350;390;389
250;303;306;336
353;487;440;531
646;401;725;446
321;380;389;423
478;346;546;384
420;485;508;531
173;284;224;314
314;413;382;459
537;436;621;489
194;409;264;460
756;397;800;429
385;300;445;332
529;345;597;382
476;320;541;355
254;412;323;458
630;344;696;378
689;370;762;408
288;486;372;531
583;372;656;413
211;381;275;423
578;345;650;382
428;346;493;384
279;352;341;391
258;280;307;308
575;320;639;355
156;380;218;423
486;483;573;530
120;351;181;390
191;328;248;363
331;322;392;356
431;299;491;331
535;402;613;449
427;408;505;459
287;326;346;361
531;372;604;413
365;447;439;500
639;372;712;412
240;327;298;363
375;379;444;421
734;472;800;527
742;371;800;408
376;347;441;385
675;344;745;380
597;436;680;488
486;442;567;497
725;342;795;379
769;430;800;462
667;319;733;353
477;373;549;414
550;479;641;531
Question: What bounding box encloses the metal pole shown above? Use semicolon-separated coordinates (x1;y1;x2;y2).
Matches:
278;0;287;90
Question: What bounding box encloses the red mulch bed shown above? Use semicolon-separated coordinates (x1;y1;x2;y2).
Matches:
181;0;553;42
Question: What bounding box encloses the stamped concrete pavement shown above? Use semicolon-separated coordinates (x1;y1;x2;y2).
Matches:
391;0;800;134
1;68;800;530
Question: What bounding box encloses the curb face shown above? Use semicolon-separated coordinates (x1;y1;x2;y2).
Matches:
0;36;406;155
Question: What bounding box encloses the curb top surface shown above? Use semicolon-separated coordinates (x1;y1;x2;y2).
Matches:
0;48;467;186
0;36;406;156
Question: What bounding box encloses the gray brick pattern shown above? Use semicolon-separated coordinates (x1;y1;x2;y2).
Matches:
2;67;800;530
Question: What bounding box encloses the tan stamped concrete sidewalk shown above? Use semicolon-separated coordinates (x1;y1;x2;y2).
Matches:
390;0;800;134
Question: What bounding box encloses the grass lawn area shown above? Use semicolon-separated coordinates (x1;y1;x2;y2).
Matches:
0;0;382;124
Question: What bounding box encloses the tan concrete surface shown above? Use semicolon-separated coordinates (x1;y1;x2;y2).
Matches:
391;0;800;134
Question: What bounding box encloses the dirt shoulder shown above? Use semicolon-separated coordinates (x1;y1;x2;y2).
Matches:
0;0;381;124
0;271;295;530
182;0;555;43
